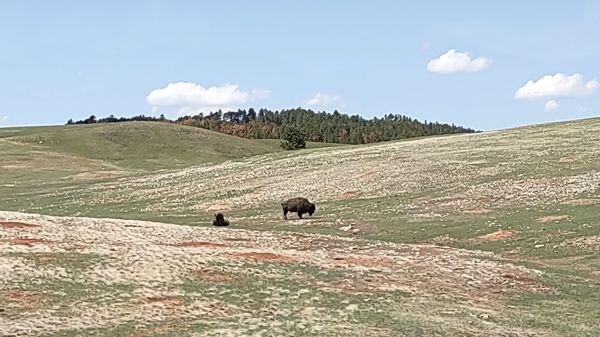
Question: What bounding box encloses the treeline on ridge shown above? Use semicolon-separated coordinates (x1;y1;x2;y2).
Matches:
67;108;476;144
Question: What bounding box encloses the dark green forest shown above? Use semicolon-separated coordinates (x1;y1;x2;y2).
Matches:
68;108;476;144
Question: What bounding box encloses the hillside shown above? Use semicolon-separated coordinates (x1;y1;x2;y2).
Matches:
70;109;476;145
1;118;599;336
0;121;285;171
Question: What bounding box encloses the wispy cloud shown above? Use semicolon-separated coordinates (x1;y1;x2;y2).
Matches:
305;93;341;108
544;100;559;112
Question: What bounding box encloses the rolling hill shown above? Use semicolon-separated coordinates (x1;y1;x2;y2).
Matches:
0;121;286;171
1;118;599;336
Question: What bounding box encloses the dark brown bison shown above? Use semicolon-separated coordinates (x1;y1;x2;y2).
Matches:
212;213;230;227
281;197;316;220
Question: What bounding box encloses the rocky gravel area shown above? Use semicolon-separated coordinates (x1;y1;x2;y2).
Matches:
0;211;550;336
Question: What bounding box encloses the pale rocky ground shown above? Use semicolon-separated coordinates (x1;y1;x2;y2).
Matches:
39;119;600;220
1;211;550;337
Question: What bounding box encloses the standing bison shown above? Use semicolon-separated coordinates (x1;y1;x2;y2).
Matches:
281;197;316;220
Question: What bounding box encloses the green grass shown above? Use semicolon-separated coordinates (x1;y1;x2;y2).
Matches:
1;117;600;336
0;121;286;171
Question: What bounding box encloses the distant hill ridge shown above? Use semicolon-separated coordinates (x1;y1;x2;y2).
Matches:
68;108;476;144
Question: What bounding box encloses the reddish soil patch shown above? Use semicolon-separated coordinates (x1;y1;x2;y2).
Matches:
0;221;40;229
480;230;516;240
7;238;52;246
341;191;360;199
7;291;47;309
176;241;229;248
536;215;570;223
492;272;552;294
333;256;394;268
231;252;297;263
146;296;182;307
223;237;251;242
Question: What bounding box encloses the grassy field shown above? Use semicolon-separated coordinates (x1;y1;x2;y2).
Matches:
1;119;599;336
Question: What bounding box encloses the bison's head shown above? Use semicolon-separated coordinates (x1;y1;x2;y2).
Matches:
308;203;316;216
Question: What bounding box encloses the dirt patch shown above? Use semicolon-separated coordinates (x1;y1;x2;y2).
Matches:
536;215;570;223
0;221;40;229
223;237;251;242
480;230;516;240
193;268;235;282
7;291;48;309
7;238;52;246
561;198;600;206
146;296;182;307
341;191;360;199
176;241;229;248
333;256;394;268
231;252;297;263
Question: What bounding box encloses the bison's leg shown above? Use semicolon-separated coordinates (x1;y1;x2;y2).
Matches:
298;212;303;219
283;207;288;220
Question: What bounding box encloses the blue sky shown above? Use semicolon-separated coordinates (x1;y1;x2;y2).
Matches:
1;1;599;130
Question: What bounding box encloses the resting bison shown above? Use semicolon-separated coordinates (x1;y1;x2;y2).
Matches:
212;213;230;227
281;197;316;220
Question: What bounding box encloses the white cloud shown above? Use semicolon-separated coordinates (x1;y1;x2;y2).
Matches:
544;100;559;112
146;82;268;114
515;73;599;100
0;116;8;124
426;49;491;74
306;93;340;107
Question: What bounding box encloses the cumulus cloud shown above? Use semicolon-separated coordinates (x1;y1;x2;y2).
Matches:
426;49;491;74
306;93;340;107
515;73;599;100
544;100;559;112
146;82;269;114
